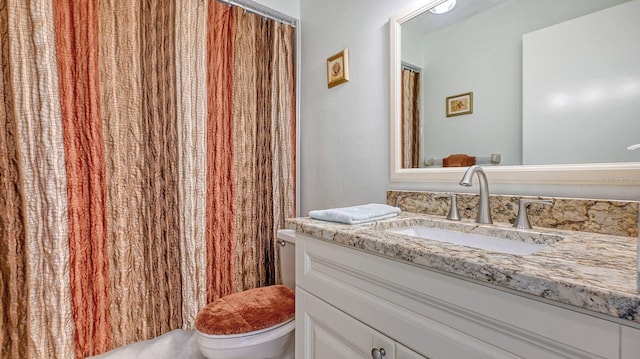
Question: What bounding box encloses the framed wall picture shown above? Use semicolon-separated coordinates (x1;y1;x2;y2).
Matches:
327;49;349;88
446;92;473;117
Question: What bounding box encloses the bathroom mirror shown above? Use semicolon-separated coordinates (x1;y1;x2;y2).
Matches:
389;0;640;184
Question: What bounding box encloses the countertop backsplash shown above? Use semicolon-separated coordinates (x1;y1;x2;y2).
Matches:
387;190;638;238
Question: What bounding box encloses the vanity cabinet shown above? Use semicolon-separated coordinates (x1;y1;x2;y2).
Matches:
295;232;640;359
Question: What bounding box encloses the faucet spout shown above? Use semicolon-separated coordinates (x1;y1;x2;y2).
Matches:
459;165;493;224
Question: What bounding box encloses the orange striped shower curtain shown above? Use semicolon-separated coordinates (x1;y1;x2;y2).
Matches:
0;1;296;358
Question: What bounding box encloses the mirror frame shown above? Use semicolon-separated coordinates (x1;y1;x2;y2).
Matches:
389;0;640;185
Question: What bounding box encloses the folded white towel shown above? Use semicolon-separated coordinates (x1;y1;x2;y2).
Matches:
309;203;401;225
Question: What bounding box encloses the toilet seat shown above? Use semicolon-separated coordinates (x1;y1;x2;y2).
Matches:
196;232;297;359
195;285;295;336
195;285;296;359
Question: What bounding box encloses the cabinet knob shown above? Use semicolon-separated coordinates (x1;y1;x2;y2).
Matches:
371;347;386;359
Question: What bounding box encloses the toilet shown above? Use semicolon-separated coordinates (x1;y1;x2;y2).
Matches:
195;229;296;359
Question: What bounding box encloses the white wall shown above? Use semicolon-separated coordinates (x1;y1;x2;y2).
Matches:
401;31;422;68
254;0;299;18
299;0;419;214
523;0;640;165
299;0;639;215
419;2;524;166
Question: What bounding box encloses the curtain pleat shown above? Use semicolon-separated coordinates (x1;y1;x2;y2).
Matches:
255;19;275;287
270;24;296;284
401;69;420;168
401;70;408;167
140;0;183;337
6;0;76;357
229;7;296;292
0;2;27;358
232;7;260;291
175;0;208;328
287;26;297;217
410;72;420;168
54;0;112;356
98;0;148;347
206;1;236;302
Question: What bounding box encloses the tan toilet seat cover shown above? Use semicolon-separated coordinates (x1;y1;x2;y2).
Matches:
195;285;295;335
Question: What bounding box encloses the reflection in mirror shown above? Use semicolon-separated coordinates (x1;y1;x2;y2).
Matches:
398;0;640;169
401;63;421;168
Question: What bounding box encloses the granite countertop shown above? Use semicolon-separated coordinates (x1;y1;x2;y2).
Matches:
286;212;640;325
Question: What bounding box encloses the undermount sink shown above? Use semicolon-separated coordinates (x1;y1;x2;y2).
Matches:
387;226;548;255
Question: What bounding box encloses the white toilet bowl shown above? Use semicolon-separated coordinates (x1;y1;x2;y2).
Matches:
195;229;296;359
196;318;294;359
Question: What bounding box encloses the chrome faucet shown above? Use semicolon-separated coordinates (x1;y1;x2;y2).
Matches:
459;165;493;224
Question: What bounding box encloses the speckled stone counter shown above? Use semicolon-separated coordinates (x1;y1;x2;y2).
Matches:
387;190;639;237
286;212;640;325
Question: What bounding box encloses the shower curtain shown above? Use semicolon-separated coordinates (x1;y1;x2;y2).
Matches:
401;68;420;168
0;0;296;358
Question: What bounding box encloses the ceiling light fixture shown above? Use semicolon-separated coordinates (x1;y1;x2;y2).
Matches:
429;0;457;14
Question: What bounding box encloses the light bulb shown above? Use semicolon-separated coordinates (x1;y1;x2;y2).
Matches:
429;0;456;14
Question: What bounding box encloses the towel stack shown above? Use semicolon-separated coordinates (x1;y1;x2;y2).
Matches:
309;203;401;225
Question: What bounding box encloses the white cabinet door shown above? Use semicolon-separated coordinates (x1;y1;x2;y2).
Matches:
621;325;640;359
297;289;426;359
313;324;367;358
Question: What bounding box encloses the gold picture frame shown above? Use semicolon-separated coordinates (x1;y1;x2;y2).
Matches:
327;49;349;88
446;92;473;117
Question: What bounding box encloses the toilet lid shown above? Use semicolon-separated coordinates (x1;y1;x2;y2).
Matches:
195;285;295;335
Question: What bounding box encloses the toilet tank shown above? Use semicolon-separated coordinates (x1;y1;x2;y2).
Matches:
277;229;296;290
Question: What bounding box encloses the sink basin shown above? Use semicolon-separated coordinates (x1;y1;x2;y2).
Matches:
387;226;547;255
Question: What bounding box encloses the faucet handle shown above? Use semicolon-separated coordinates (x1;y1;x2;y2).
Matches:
435;193;461;221
514;199;554;229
